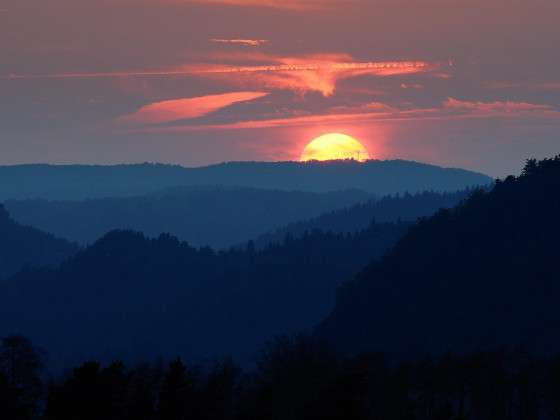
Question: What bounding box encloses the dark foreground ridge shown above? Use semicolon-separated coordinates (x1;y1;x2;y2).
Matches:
2;334;559;420
0;159;492;200
318;156;560;356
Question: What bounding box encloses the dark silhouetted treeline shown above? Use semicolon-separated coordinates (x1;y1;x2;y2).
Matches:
319;156;560;356
0;205;78;279
5;187;370;248
3;334;560;420
256;188;476;248
0;220;410;369
0;160;491;201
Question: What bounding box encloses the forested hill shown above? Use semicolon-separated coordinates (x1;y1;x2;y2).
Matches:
255;189;475;247
0;160;491;200
5;187;370;248
0;221;410;368
0;205;78;279
318;156;560;356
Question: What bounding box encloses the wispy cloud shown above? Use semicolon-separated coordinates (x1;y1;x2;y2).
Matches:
210;38;268;47
191;53;439;96
443;98;554;113
1;70;200;80
116;91;268;126
183;0;340;11
485;81;560;91
132;97;560;132
3;53;440;97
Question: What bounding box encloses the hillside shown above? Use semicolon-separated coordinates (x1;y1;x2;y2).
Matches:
255;189;474;247
0;160;491;200
318;157;560;356
0;222;409;368
5;187;370;248
0;205;78;279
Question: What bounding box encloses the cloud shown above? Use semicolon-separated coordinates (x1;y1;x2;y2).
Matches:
3;52;440;98
327;102;398;114
1;70;196;80
131;103;430;132
443;98;554;113
182;0;339;11
135;111;391;131
400;83;424;90
210;39;268;47
191;52;438;96
486;81;560;91
131;97;560;133
116;91;268;125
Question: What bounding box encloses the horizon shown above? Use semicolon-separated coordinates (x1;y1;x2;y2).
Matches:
0;157;500;177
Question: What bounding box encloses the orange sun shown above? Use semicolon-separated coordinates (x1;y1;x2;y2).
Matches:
300;133;370;162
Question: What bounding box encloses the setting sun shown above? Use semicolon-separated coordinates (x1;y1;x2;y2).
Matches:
300;133;370;162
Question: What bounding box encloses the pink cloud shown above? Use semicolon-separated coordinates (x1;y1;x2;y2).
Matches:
132;106;435;132
190;52;439;96
2;54;437;99
116;91;268;125
129;96;560;133
328;102;398;114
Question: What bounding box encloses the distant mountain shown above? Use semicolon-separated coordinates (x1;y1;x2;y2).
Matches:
5;187;370;248
0;222;409;368
255;189;475;248
0;205;78;279
317;156;560;357
0;160;491;200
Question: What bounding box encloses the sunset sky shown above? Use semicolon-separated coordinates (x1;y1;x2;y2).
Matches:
2;0;560;176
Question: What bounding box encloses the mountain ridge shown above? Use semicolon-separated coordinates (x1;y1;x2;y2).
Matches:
5;187;371;248
0;220;410;368
254;188;477;248
0;205;79;279
0;160;492;200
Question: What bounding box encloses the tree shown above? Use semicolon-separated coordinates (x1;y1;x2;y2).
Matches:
158;358;196;420
0;335;44;419
522;158;538;177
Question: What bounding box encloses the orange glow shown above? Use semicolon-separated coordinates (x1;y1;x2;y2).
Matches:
300;133;370;162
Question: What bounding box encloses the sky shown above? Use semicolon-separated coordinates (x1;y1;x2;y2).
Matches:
1;0;560;177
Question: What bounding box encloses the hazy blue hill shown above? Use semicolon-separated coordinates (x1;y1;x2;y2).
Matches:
255;188;475;248
317;156;560;357
0;222;409;368
0;160;492;200
5;187;370;248
0;205;79;279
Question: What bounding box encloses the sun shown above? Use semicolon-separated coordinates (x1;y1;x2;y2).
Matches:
300;133;370;162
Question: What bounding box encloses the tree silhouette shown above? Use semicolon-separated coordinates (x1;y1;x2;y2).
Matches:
158;359;196;420
0;335;44;419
